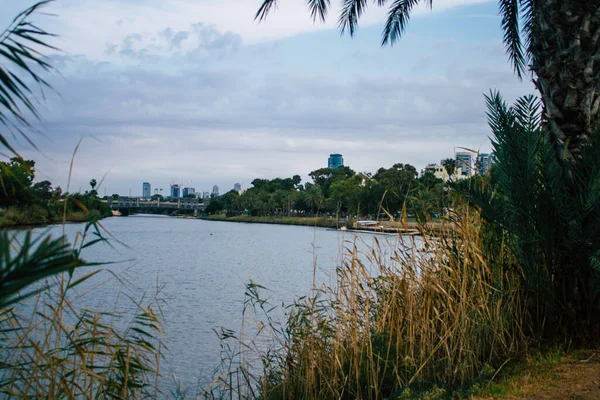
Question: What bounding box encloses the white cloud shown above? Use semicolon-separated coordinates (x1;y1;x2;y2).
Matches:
27;0;494;60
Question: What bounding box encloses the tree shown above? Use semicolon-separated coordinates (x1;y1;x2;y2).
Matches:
441;158;457;180
371;163;417;214
418;171;443;190
0;158;36;207
33;180;53;202
465;92;600;338
305;183;324;215
309;166;355;198
256;0;600;162
88;178;97;198
329;175;364;217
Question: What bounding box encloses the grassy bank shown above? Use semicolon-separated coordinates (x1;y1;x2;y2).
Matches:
202;214;342;229
0;206;109;229
201;214;448;235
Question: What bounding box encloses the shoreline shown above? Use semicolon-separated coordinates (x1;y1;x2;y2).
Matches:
0;214;112;230
200;215;448;235
200;215;339;229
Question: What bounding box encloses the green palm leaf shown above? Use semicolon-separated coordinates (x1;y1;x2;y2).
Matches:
0;0;56;156
0;230;94;308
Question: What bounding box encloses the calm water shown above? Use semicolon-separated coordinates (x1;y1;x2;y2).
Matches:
15;215;402;393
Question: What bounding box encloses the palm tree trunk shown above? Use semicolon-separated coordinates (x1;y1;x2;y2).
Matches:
530;0;600;161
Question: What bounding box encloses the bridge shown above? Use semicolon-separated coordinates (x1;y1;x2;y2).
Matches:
107;197;206;213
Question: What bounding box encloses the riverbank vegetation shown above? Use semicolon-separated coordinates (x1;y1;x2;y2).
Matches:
206;163;447;223
203;214;343;228
201;93;600;398
0;157;111;228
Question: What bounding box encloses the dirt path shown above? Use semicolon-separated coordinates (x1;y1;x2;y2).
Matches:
489;351;600;399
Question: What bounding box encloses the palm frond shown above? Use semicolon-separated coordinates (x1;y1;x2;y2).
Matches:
255;0;278;22
499;0;526;79
338;0;370;36
0;0;56;155
519;0;534;54
381;0;421;46
0;230;90;308
307;0;331;22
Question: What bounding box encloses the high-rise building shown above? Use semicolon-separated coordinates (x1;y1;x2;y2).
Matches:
203;192;210;202
142;182;151;199
455;152;473;177
476;153;493;175
183;187;195;197
170;184;180;198
328;153;344;169
234;183;242;192
212;185;219;197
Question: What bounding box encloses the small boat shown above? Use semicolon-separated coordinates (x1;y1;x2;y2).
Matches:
357;220;377;226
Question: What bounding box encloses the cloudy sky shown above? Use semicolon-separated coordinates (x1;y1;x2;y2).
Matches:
4;0;534;196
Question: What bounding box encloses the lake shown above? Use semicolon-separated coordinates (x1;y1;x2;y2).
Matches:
13;215;404;394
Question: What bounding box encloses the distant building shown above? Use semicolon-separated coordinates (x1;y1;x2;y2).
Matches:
203;191;210;202
142;182;151;199
476;153;493;175
423;163;464;182
328;153;344;169
183;187;195;197
456;151;474;177
234;183;242;192
170;184;180;198
212;185;219;197
423;164;449;181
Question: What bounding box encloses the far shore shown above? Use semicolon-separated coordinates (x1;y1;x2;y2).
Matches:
200;215;448;235
0;212;112;230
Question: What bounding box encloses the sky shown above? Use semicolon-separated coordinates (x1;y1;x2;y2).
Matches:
3;0;534;196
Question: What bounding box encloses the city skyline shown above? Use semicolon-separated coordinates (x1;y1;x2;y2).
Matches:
127;147;487;197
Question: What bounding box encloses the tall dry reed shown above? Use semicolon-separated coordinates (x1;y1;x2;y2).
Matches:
208;203;526;399
0;226;164;399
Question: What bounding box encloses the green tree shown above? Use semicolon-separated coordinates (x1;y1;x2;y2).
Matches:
467;92;600;338
370;163;417;215
305;183;324;215
257;1;599;163
221;190;240;213
0;158;36;207
309;166;355;198
418;170;443;190
32;180;53;203
441;158;457;180
329;175;364;217
88;178;98;198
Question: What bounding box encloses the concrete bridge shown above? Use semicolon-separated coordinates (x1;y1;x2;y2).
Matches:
107;197;206;212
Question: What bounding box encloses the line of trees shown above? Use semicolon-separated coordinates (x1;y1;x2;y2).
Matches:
206;163;454;221
0;157;110;225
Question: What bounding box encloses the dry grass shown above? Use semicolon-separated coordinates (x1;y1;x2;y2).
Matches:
0;228;164;398
206;204;527;399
